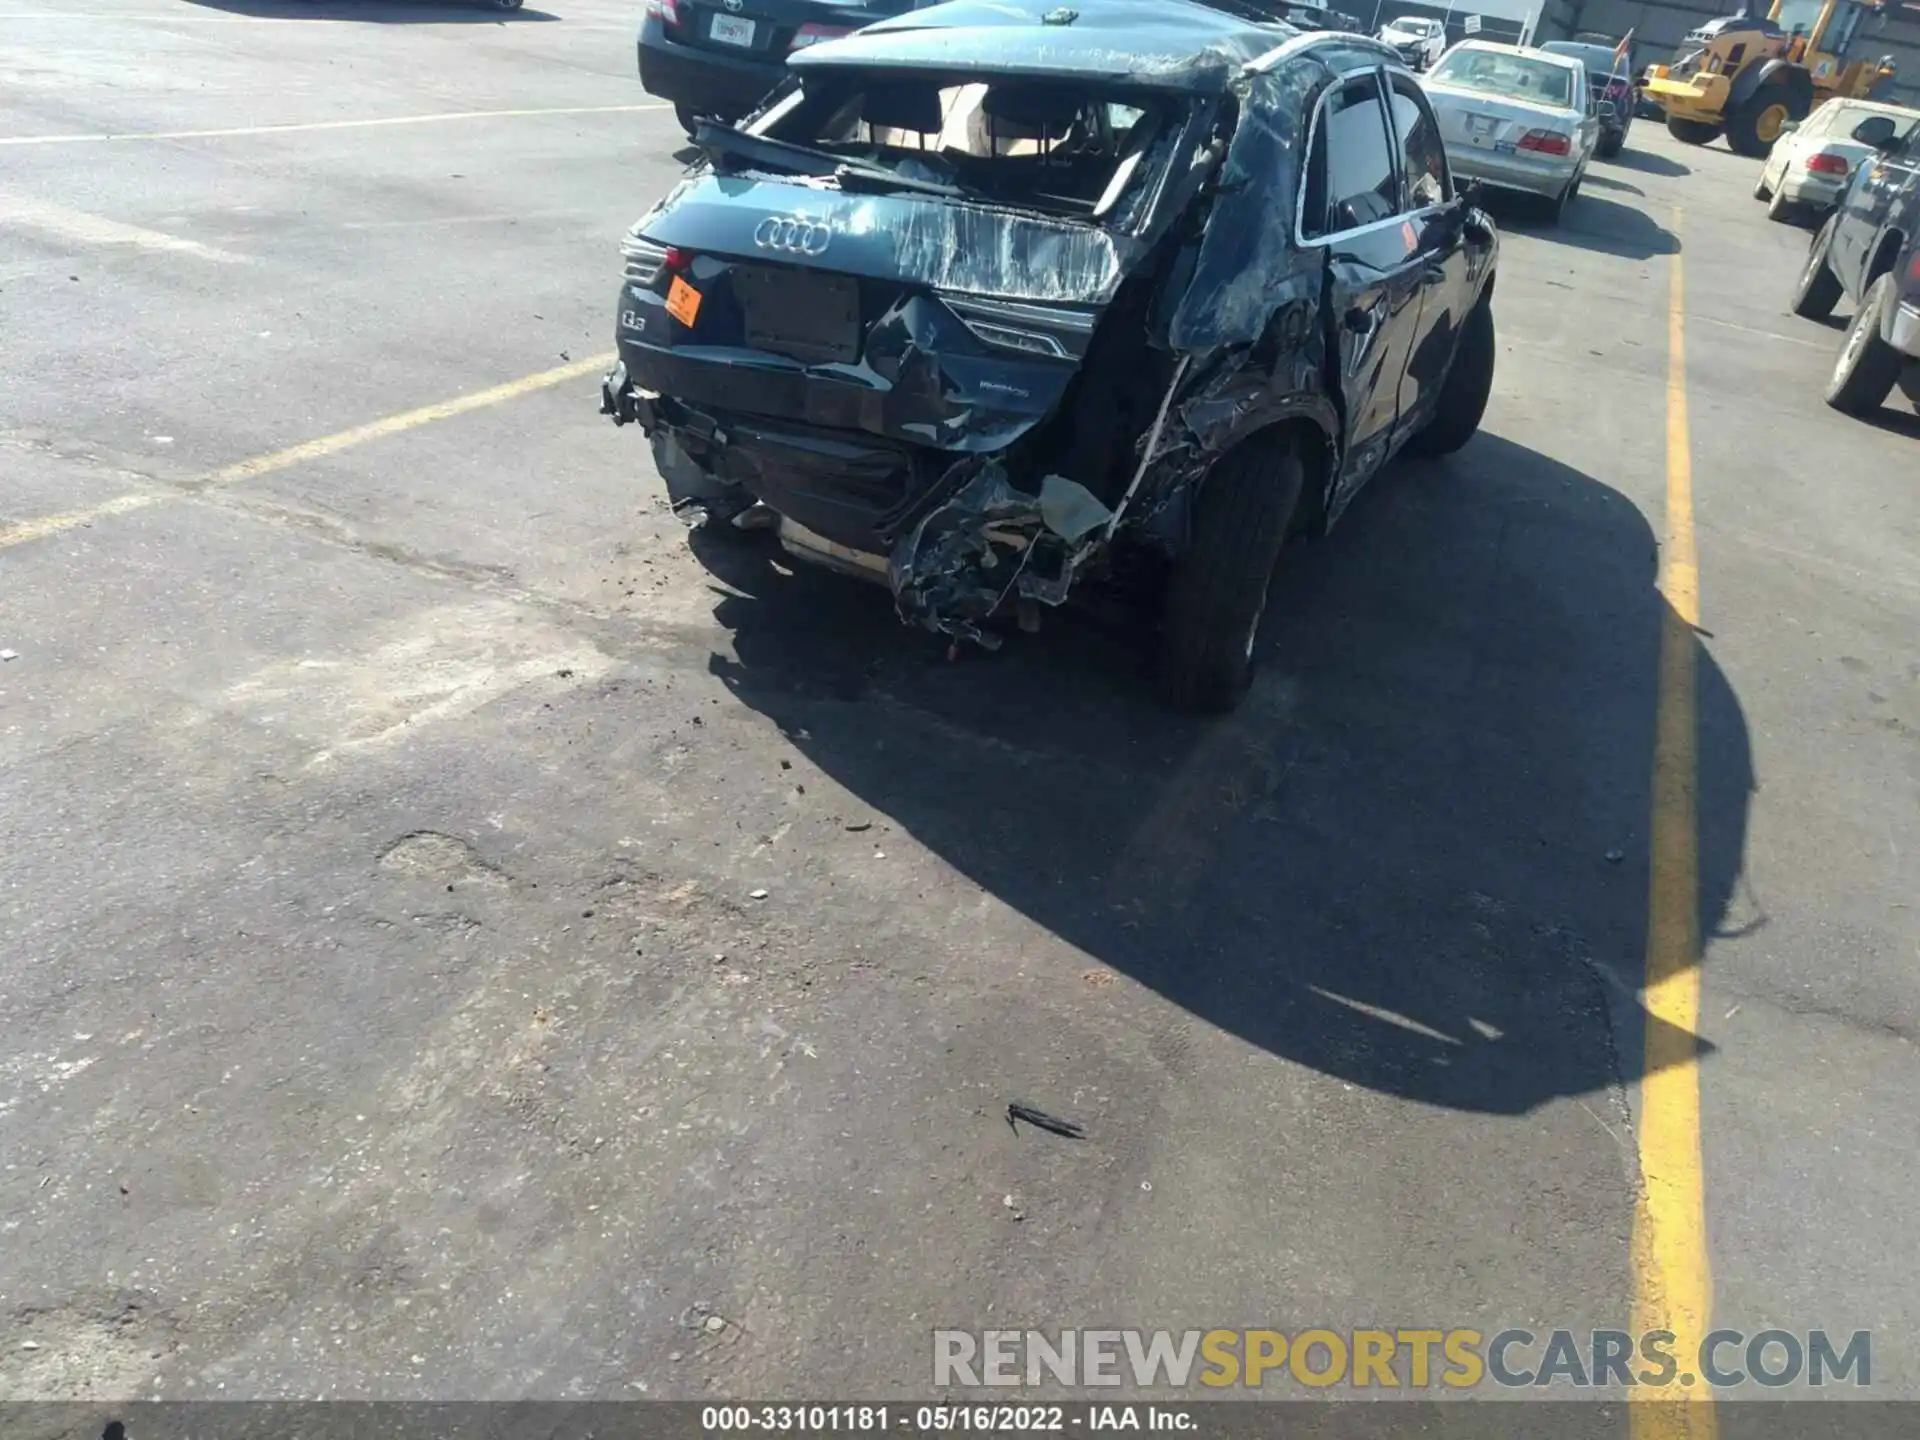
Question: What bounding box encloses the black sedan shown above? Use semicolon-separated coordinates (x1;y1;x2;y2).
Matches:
603;0;1500;710
639;0;916;135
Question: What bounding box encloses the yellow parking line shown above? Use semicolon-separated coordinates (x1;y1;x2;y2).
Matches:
0;104;668;148
1630;208;1715;1440
0;352;615;550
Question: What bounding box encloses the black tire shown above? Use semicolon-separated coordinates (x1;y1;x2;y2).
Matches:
1724;87;1805;159
1790;216;1844;320
1753;175;1772;200
491;0;524;9
1155;432;1305;713
1410;297;1496;458
1598;131;1624;159
1666;116;1720;145
1825;273;1904;417
1543;180;1570;224
675;103;701;137
1766;187;1804;225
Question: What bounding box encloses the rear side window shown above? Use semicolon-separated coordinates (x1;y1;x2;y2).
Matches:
1303;75;1399;238
1389;78;1448;209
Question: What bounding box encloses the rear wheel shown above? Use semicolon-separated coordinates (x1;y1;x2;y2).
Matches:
1825;273;1904;416
1598;131;1624;159
1543;179;1571;223
675;103;701;137
1666;115;1721;145
1410;298;1496;458
1790;216;1844;320
1155;432;1306;713
1753;174;1772;200
1767;187;1805;225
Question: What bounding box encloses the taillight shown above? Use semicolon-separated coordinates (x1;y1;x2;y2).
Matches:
662;246;693;274
621;232;678;286
1518;129;1572;155
645;0;680;24
1909;251;1920;282
791;23;852;48
1805;151;1849;176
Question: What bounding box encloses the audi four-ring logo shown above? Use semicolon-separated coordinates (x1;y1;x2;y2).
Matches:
753;217;833;256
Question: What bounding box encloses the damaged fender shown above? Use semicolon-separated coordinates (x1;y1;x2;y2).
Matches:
888;463;1113;647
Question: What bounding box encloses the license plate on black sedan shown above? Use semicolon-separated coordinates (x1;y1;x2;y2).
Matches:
709;12;755;46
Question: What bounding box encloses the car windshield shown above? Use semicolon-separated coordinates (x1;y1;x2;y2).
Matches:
1429;49;1577;107
1390;18;1438;34
1543;42;1620;78
734;74;1184;229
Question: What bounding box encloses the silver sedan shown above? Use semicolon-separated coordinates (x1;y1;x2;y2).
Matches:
1421;42;1601;222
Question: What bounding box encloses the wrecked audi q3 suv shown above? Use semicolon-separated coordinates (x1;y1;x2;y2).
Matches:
601;0;1499;709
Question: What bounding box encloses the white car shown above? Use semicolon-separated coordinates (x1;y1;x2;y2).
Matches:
1420;41;1600;222
1754;97;1920;225
1377;16;1446;70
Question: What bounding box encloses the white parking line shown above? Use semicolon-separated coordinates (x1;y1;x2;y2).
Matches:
1688;313;1833;350
0;192;247;262
0;103;668;148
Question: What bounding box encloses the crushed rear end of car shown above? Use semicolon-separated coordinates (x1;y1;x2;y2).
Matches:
602;0;1300;648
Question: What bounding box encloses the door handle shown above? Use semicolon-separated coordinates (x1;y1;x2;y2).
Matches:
1344;305;1379;334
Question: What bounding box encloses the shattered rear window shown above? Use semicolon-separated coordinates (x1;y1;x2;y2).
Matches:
748;74;1189;229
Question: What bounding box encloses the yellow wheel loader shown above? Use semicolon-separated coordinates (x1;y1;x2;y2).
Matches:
1642;0;1899;156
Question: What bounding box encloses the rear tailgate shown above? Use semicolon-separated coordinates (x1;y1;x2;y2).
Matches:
617;176;1120;453
1428;86;1573;156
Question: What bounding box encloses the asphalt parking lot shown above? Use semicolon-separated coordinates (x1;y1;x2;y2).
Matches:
3;0;1919;1412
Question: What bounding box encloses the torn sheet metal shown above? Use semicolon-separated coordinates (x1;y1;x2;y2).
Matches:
1168;60;1323;352
888;464;1111;646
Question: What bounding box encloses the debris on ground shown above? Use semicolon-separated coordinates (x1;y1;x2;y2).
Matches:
845;821;872;832
0;649;18;662
749;888;768;900
1003;1193;1024;1222
1007;1102;1086;1140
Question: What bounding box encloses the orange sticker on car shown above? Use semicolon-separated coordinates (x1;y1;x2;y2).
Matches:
666;275;702;328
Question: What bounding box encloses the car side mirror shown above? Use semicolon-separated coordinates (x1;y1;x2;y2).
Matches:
1598;100;1618;120
1851;115;1898;149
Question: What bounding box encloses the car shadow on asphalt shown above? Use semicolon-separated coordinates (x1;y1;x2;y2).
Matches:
1487;191;1680;259
693;433;1750;1116
1862;404;1920;439
1582;171;1646;197
182;0;559;20
1608;147;1692;178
